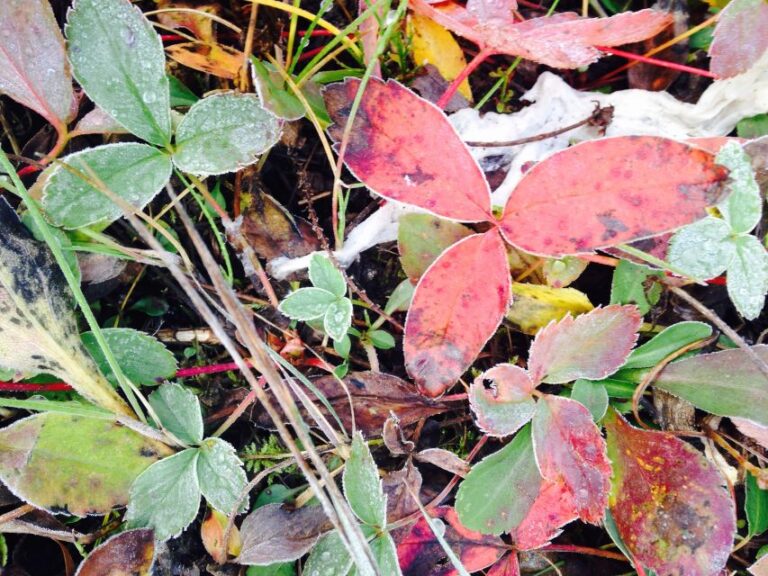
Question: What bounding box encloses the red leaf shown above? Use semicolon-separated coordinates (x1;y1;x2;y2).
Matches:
499;136;728;257
487;553;521;576
531;395;611;524
709;0;768;78
469;363;537;437
405;231;511;397
604;410;736;576
397;506;504;576
323;77;493;222
410;0;672;68
527;305;641;385
511;477;579;550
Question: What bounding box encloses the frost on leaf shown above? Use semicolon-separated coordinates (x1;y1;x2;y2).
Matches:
405;231;511;397
469;364;536;437
323;77;493;222
709;0;768;79
409;0;672;68
604;409;736;576
500;137;729;257
527;305;641;385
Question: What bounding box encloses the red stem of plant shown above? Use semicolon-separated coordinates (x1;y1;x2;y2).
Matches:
160;34;185;42
436;48;492;110
596;46;717;79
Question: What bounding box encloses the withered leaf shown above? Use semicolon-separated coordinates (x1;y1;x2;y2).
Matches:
241;193;320;261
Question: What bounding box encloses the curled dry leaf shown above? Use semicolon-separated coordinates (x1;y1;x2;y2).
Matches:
0;198;132;415
383;460;423;525
397;506;504;576
604;409;736;576
469;363;537;437
405;231;511;397
323;77;493;222
527;304;641;385
500;137;729;257
165;42;244;80
409;0;672;68
74;528;155;576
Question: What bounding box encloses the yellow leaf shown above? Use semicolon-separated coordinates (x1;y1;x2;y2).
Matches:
506;283;594;335
408;14;472;101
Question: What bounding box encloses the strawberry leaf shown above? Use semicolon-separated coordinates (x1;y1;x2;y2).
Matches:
604;409;736;576
527;305;641;385
469;364;537;437
405;231;511;397
500;137;729;256
531;395;611;523
709;0;768;79
410;0;672;68
323;77;493;222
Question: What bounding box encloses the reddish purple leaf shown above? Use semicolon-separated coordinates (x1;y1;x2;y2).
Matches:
487;553;521;576
469;363;537;437
410;0;672;68
499;136;729;257
0;0;75;131
511;478;579;550
323;77;493;222
405;231;511;397
709;0;768;78
397;506;504;576
531;395;611;524
75;529;154;576
527;305;641;385
604;410;736;576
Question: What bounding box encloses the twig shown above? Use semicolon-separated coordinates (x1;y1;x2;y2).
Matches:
465;103;614;147
668;285;768;381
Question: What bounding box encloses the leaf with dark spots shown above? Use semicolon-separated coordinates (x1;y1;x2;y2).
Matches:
410;0;672;68
398;213;473;283
323;77;493;222
500;137;729;257
251;371;452;435
405;231;511;397
0;0;75;132
527;305;641;385
469;363;537;437
397;506;504;576
75;528;155;576
0;198;132;415
241;193;320;262
709;0;768;79
604;409;736;576
531;396;611;524
0;413;173;516
237;503;331;565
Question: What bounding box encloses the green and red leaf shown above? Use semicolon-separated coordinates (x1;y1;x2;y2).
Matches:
75;528;155;576
469;363;537;437
500;136;729;257
323;77;493;222
531;395;611;524
527;305;642;385
405;231;511;397
604;409;736;576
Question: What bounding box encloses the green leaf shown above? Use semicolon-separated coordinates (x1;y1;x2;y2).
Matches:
149;382;203;445
667;217;734;280
654;345;768;425
309;253;346;297
251;59;306;121
66;0;171;146
727;234;768;320
279;288;337;321
351;535;401;576
197;438;248;514
334;334;352;358
172;92;281;175
168;74;199;107
42;143;173;229
126;448;201;541
384;279;414;315
0;0;74;129
303;531;352;576
716;141;763;234
20;213;80;284
368;330;395;350
397;213;473;283
738;114;768;139
571;379;609;421
610;259;663;315
455;425;541;535
343;432;386;528
324;298;353;342
622;321;713;369
0;199;130;415
82;328;178;387
747;473;768;538
0;412;172;515
247;563;296;576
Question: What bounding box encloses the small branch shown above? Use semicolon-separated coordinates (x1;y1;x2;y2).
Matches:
437;48;492;111
465;102;614;147
538;544;627;563
668;285;768;381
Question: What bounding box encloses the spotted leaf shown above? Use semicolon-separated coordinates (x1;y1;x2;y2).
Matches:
469;363;537;437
